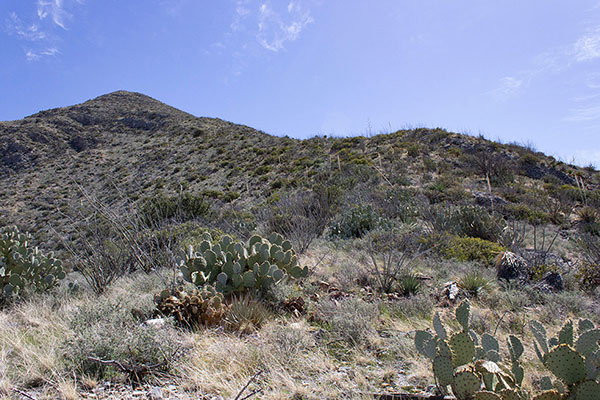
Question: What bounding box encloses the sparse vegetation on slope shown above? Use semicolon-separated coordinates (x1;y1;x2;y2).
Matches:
0;92;599;399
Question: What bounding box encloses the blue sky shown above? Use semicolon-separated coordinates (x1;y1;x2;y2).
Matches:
2;1;600;166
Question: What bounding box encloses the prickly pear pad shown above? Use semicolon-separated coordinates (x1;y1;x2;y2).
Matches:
474;391;501;400
544;344;586;385
499;388;520;400
572;380;600;400
433;355;454;386
452;369;481;400
450;331;476;367
531;390;563;400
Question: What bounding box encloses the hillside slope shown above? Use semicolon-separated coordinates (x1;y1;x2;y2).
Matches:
0;91;597;244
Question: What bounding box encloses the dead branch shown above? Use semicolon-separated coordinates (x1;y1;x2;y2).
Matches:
233;370;263;400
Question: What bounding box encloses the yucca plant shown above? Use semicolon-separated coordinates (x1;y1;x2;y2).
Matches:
398;273;421;296
458;272;491;297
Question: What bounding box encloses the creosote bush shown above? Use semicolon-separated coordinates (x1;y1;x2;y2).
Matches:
330;204;391;239
264;187;335;254
424;233;506;266
139;191;211;226
425;203;505;242
363;228;428;293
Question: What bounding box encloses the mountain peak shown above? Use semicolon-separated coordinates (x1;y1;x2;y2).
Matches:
84;90;166;107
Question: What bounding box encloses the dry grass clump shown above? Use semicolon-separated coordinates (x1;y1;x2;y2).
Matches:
177;318;405;399
379;294;434;323
0;292;73;397
314;297;378;347
0;271;186;397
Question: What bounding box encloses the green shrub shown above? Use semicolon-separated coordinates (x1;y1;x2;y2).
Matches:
202;189;224;199
0;226;66;303
252;165;272;176
530;263;561;281
139;192;211;225
433;234;506;265
330;204;391;238
406;143;420;158
426;204;504;242
576;263;600;291
424;176;467;203
505;203;551;225
519;152;539;167
422;157;437;172
222;191;240;202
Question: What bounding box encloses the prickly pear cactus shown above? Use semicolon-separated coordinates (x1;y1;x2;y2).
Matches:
572;380;600;400
414;299;526;399
529;319;600;400
0;225;66;302
180;232;308;295
155;284;227;327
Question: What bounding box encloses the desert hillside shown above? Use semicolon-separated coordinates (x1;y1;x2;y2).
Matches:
1;92;599;399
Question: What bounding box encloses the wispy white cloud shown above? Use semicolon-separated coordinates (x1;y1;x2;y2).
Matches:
217;0;317;81
6;12;47;40
256;1;314;52
231;0;251;32
228;0;314;53
564;104;600;122
488;24;600;100
571;93;600;102
5;0;83;61
25;47;59;61
37;0;70;29
158;0;193;18
574;27;600;62
488;76;523;100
